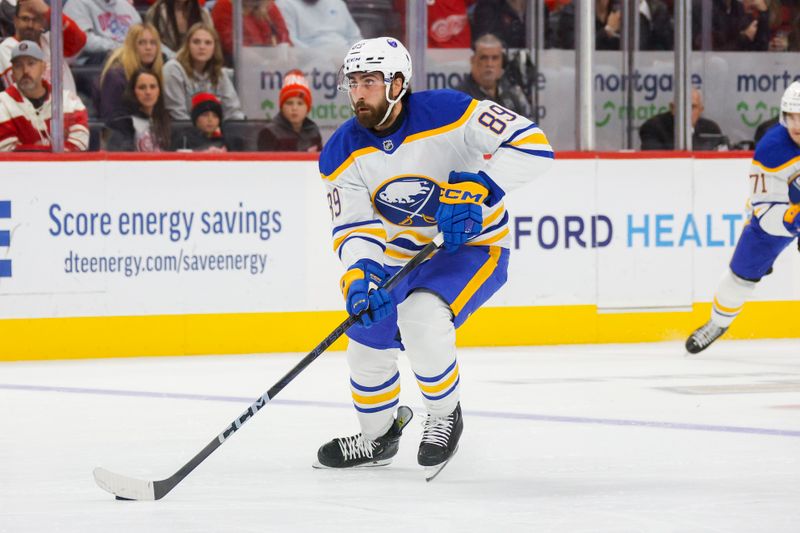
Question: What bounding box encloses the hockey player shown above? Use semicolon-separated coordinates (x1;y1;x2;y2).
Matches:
686;81;800;354
314;37;553;477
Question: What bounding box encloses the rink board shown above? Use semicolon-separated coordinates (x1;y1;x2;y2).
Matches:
0;153;797;360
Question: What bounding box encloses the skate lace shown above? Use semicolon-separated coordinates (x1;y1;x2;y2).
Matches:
693;322;723;347
337;434;376;460
421;413;454;447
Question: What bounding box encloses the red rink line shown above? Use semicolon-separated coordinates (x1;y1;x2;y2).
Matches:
0;151;754;163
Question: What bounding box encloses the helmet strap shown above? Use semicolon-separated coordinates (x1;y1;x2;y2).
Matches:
376;81;406;129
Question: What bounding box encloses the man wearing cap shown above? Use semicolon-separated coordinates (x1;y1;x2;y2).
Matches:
0;40;88;151
257;69;322;151
0;0;86;92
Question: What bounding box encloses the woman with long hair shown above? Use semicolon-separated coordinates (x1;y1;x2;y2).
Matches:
97;23;165;120
145;0;213;54
106;69;172;152
162;22;245;121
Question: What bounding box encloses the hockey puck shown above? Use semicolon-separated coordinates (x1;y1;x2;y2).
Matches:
115;495;133;501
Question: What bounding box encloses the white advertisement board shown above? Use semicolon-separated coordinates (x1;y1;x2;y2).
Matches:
1;156;796;323
0;160;342;319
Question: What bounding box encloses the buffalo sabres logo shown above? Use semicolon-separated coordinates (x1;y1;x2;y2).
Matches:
373;176;440;227
383;139;394;151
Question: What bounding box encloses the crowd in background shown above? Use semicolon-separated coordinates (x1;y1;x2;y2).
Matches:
0;0;797;152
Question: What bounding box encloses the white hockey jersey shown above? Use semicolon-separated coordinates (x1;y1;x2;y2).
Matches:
749;123;800;236
319;89;554;268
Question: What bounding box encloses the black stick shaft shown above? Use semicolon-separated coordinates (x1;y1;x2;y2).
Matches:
152;237;442;499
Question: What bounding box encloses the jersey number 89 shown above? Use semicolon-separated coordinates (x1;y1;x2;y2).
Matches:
477;104;517;135
327;188;342;219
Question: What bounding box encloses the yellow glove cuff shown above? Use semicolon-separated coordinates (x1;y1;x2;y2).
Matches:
340;268;364;299
438;181;489;205
784;204;800;224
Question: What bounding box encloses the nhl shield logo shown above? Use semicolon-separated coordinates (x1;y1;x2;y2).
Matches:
382;139;394;151
373;176;440;227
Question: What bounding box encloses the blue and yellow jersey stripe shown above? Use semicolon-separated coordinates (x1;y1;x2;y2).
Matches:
415;359;460;401
351;372;401;414
332;220;386;259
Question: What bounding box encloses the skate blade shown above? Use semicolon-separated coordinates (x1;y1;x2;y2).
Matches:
423;445;459;482
312;458;393;469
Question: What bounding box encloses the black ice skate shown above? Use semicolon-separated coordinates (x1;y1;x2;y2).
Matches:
313;405;413;469
686;320;728;354
418;403;463;482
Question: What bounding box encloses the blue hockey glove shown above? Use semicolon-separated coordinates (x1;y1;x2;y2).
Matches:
448;170;505;207
436;170;499;252
783;204;800;235
340;259;394;327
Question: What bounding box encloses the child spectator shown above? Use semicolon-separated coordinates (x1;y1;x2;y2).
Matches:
106;68;172;151
145;0;212;55
172;91;229;151
64;0;142;64
162;22;245;120
257;69;321;151
211;0;291;61
97;23;165;120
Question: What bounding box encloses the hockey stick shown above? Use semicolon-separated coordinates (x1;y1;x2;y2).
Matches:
93;233;444;501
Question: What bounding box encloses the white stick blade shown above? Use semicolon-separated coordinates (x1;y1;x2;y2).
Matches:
93;467;156;501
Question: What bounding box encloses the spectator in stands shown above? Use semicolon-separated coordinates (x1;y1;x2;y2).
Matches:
257;69;321;151
97;23;165;120
276;0;361;51
0;0;15;40
553;0;622;50
0;0;86;92
639;0;673;50
455;33;532;118
696;0;769;51
471;0;526;48
64;0;142;64
211;0;291;62
766;0;800;51
172;91;230;150
639;88;724;150
429;0;471;47
754;114;780;144
145;0;212;54
106;68;171;151
162;22;245;120
0;41;89;151
394;0;472;48
552;0;672;50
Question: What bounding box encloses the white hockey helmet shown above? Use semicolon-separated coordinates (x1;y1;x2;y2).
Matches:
340;37;413;91
339;37;412;128
780;81;800;127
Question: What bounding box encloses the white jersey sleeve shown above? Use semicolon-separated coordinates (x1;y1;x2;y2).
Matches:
462;99;554;195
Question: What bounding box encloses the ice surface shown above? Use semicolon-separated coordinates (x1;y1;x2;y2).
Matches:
1;339;799;532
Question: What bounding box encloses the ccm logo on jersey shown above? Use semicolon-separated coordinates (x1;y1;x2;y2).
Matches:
439;182;488;205
373;176;440;227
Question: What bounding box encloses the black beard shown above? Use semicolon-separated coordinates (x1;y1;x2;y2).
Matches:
17;29;41;42
354;99;389;129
